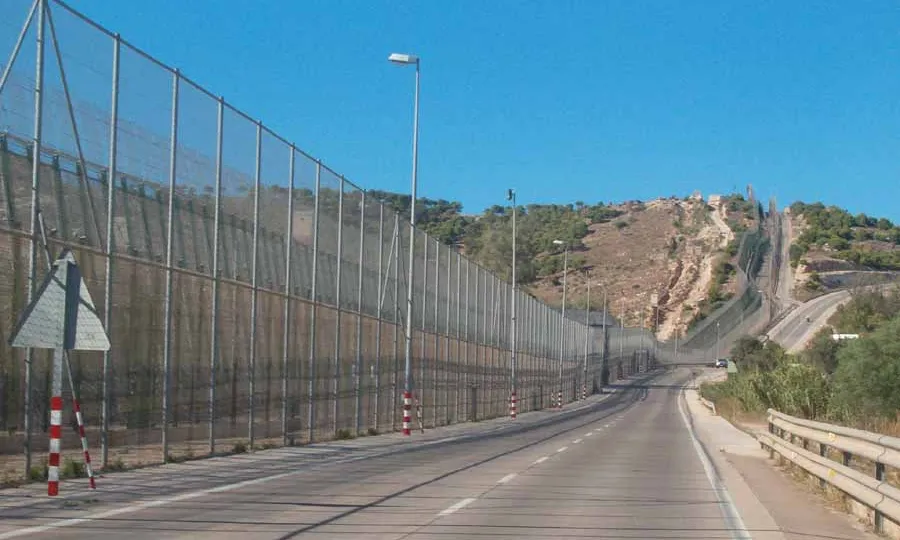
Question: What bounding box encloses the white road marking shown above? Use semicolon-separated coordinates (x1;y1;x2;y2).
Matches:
439;497;477;516
533;456;549;464
678;386;751;539
497;473;517;484
557;446;568;453
604;423;611;427
0;445;399;539
585;432;593;437
573;438;583;444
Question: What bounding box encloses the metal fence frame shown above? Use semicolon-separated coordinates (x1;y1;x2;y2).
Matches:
0;0;613;480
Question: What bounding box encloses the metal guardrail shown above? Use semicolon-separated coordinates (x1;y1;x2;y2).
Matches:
758;408;900;535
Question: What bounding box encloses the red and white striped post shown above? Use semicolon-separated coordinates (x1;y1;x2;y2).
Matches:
48;394;62;496
509;390;517;419
582;382;587;401
557;390;563;409
402;391;412;436
71;397;96;489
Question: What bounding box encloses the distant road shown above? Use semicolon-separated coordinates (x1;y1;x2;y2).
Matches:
766;289;851;353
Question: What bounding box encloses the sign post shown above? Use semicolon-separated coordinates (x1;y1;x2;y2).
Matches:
8;248;110;495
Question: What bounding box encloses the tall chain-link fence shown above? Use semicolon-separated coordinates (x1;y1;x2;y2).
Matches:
678;204;771;358
0;0;629;483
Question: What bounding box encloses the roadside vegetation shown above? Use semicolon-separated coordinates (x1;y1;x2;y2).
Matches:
701;288;900;434
369;190;626;283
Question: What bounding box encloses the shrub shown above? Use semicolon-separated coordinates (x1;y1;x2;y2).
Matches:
829;317;900;423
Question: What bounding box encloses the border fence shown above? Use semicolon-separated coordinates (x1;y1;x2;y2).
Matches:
0;0;614;482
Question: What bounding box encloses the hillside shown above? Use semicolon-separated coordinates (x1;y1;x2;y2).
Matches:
787;202;900;299
374;190;761;340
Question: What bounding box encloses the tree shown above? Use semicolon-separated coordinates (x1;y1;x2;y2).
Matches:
829;317;900;422
730;336;763;364
803;327;841;374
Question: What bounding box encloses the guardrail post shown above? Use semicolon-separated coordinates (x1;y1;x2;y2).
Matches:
875;461;885;533
842;451;852;468
818;443;827;488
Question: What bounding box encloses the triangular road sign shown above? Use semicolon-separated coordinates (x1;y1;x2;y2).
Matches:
8;248;110;351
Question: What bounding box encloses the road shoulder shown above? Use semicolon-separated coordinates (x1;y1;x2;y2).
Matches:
684;382;878;540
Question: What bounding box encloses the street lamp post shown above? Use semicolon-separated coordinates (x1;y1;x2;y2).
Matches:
507;189;517;419
552;240;568;408
389;52;420;436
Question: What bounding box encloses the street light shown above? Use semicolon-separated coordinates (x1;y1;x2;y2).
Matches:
552;239;568;408
507;189;517;419
389;51;420;436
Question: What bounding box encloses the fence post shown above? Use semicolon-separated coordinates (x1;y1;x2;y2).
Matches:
22;0;48;477
332;177;344;436
455;250;461;422
373;203;384;432
432;238;439;427
99;32;120;469
306;161;321;443
247;121;262;450
392;214;399;432
463;257;470;421
354;190;365;436
444;245;451;425
208;97;224;454
474;264;481;418
420;233;428;424
281;146;295;446
161;69;180;462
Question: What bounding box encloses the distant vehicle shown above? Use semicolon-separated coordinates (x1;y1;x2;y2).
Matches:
806;316;811;323
715;358;728;368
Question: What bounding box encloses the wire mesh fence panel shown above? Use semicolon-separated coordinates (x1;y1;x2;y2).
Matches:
0;0;634;483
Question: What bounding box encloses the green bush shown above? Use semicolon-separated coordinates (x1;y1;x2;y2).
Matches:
828;317;900;423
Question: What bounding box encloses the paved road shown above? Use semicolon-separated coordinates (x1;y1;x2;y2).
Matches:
774;210;795;309
766;289;851;353
2;369;749;539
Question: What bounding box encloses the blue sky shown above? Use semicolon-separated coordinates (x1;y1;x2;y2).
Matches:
10;0;900;220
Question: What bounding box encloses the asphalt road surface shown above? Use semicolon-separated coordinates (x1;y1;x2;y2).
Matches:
766;289;851;353
1;368;751;539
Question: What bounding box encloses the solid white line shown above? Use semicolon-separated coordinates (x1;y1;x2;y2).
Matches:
439;497;476;516
533;456;549;464
497;473;517;484
573;438;583;444
0;448;381;540
557;446;568;453
678;387;751;540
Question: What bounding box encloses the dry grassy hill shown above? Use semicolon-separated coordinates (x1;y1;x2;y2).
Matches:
527;193;757;339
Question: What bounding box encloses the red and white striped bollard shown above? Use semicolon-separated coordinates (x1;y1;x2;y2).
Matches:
402;391;412;436
509;390;517;419
48;395;62;496
71;397;96;489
